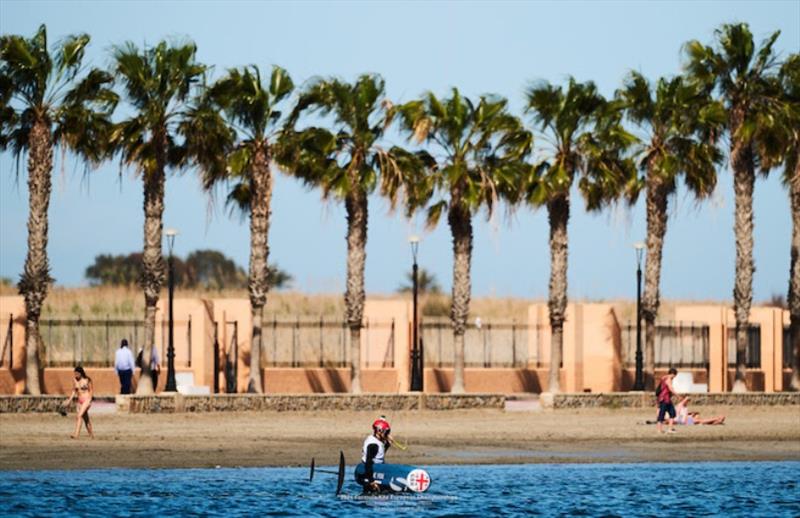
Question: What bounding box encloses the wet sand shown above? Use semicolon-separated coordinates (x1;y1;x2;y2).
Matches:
1;406;798;470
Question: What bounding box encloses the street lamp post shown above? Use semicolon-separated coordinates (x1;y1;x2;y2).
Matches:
164;228;178;393
409;236;423;391
633;242;645;391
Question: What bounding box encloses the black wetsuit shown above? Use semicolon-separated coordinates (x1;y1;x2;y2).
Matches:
360;441;391;488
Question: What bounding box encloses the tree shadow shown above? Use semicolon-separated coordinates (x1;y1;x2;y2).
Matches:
305;368;348;393
514;369;542;392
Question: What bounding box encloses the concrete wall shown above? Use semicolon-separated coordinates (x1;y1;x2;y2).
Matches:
39;367;195;395
211;298;251;392
0;297;25;394
0;294;794;395
262;368;398;393
529;302;620;393
674;305;785;393
422;368;567;393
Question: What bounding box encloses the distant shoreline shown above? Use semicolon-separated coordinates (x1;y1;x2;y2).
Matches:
2;407;798;471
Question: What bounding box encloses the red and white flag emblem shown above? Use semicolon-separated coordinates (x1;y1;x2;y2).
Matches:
406;469;431;492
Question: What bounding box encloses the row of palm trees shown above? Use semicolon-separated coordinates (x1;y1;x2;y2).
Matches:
2;23;798;395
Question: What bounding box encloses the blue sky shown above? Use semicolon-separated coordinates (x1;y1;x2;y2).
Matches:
1;1;798;302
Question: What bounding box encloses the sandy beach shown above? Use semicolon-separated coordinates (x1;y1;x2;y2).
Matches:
1;405;798;470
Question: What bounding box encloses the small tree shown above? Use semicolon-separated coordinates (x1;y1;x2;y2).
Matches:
396;268;442;295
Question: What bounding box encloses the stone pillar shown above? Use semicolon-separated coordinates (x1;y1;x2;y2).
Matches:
0;296;26;394
563;303;580;392
363;299;410;392
577;304;621;393
709;322;726;393
757;307;776;393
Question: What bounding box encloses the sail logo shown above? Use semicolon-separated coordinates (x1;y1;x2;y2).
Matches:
406;469;431;492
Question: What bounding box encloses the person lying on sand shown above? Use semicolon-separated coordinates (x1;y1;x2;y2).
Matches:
676;397;726;425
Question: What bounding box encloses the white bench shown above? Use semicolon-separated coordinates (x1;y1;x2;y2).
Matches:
176;372;210;395
672;372;707;393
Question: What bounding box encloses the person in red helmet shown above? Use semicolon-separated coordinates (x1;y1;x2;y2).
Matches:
359;417;392;491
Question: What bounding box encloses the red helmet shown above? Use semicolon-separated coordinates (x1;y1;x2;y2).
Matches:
372;418;390;434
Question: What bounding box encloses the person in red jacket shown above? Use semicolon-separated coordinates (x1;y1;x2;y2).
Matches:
656;368;679;434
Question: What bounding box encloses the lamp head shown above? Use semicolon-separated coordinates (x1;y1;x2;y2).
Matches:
633;242;645;266
165;228;179;256
409;235;420;262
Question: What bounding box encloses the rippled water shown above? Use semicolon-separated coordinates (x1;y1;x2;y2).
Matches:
1;461;798;517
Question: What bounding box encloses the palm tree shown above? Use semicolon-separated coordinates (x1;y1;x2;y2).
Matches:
0;25;116;394
523;78;636;393
110;40;206;394
684;23;784;391
782;55;800;390
617;72;724;389
395;89;531;393
760;54;800;389
281;74;423;393
183;65;294;393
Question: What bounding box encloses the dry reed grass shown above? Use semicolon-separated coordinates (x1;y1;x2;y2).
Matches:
0;285;540;321
0;283;734;323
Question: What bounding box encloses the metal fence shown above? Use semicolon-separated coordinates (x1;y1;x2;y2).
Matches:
0;313;12;368
214;320;239;393
726;324;761;368
783;326;794;369
420;318;542;368
621;322;710;369
262;317;395;368
39;317;192;368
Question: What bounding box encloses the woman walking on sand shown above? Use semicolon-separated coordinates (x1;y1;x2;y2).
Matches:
63;366;94;439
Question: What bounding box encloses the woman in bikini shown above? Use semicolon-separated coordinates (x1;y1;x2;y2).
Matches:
675;397;726;425
63;366;95;439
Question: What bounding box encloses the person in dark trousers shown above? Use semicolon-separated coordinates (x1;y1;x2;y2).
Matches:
136;344;161;392
114;339;136;394
656;368;679;434
359;418;392;491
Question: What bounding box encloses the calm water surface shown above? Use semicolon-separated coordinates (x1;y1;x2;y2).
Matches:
1;461;798;517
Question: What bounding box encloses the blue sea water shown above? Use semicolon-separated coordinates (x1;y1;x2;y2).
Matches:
1;461;798;517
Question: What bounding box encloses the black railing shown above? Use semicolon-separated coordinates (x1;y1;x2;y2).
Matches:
225;321;238;393
784;325;794;369
420;318;542;368
40;317;192;368
727;325;761;369
263;317;395;368
621;322;710;369
1;313;12;368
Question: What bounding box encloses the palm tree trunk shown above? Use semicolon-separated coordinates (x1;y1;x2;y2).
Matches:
345;190;368;393
547;194;569;393
247;146;272;393
642;172;669;390
20;120;53;395
789;156;800;391
137;133;167;395
448;204;472;394
731;115;755;393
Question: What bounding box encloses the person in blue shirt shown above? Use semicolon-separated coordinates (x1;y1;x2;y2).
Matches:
114;339;136;394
